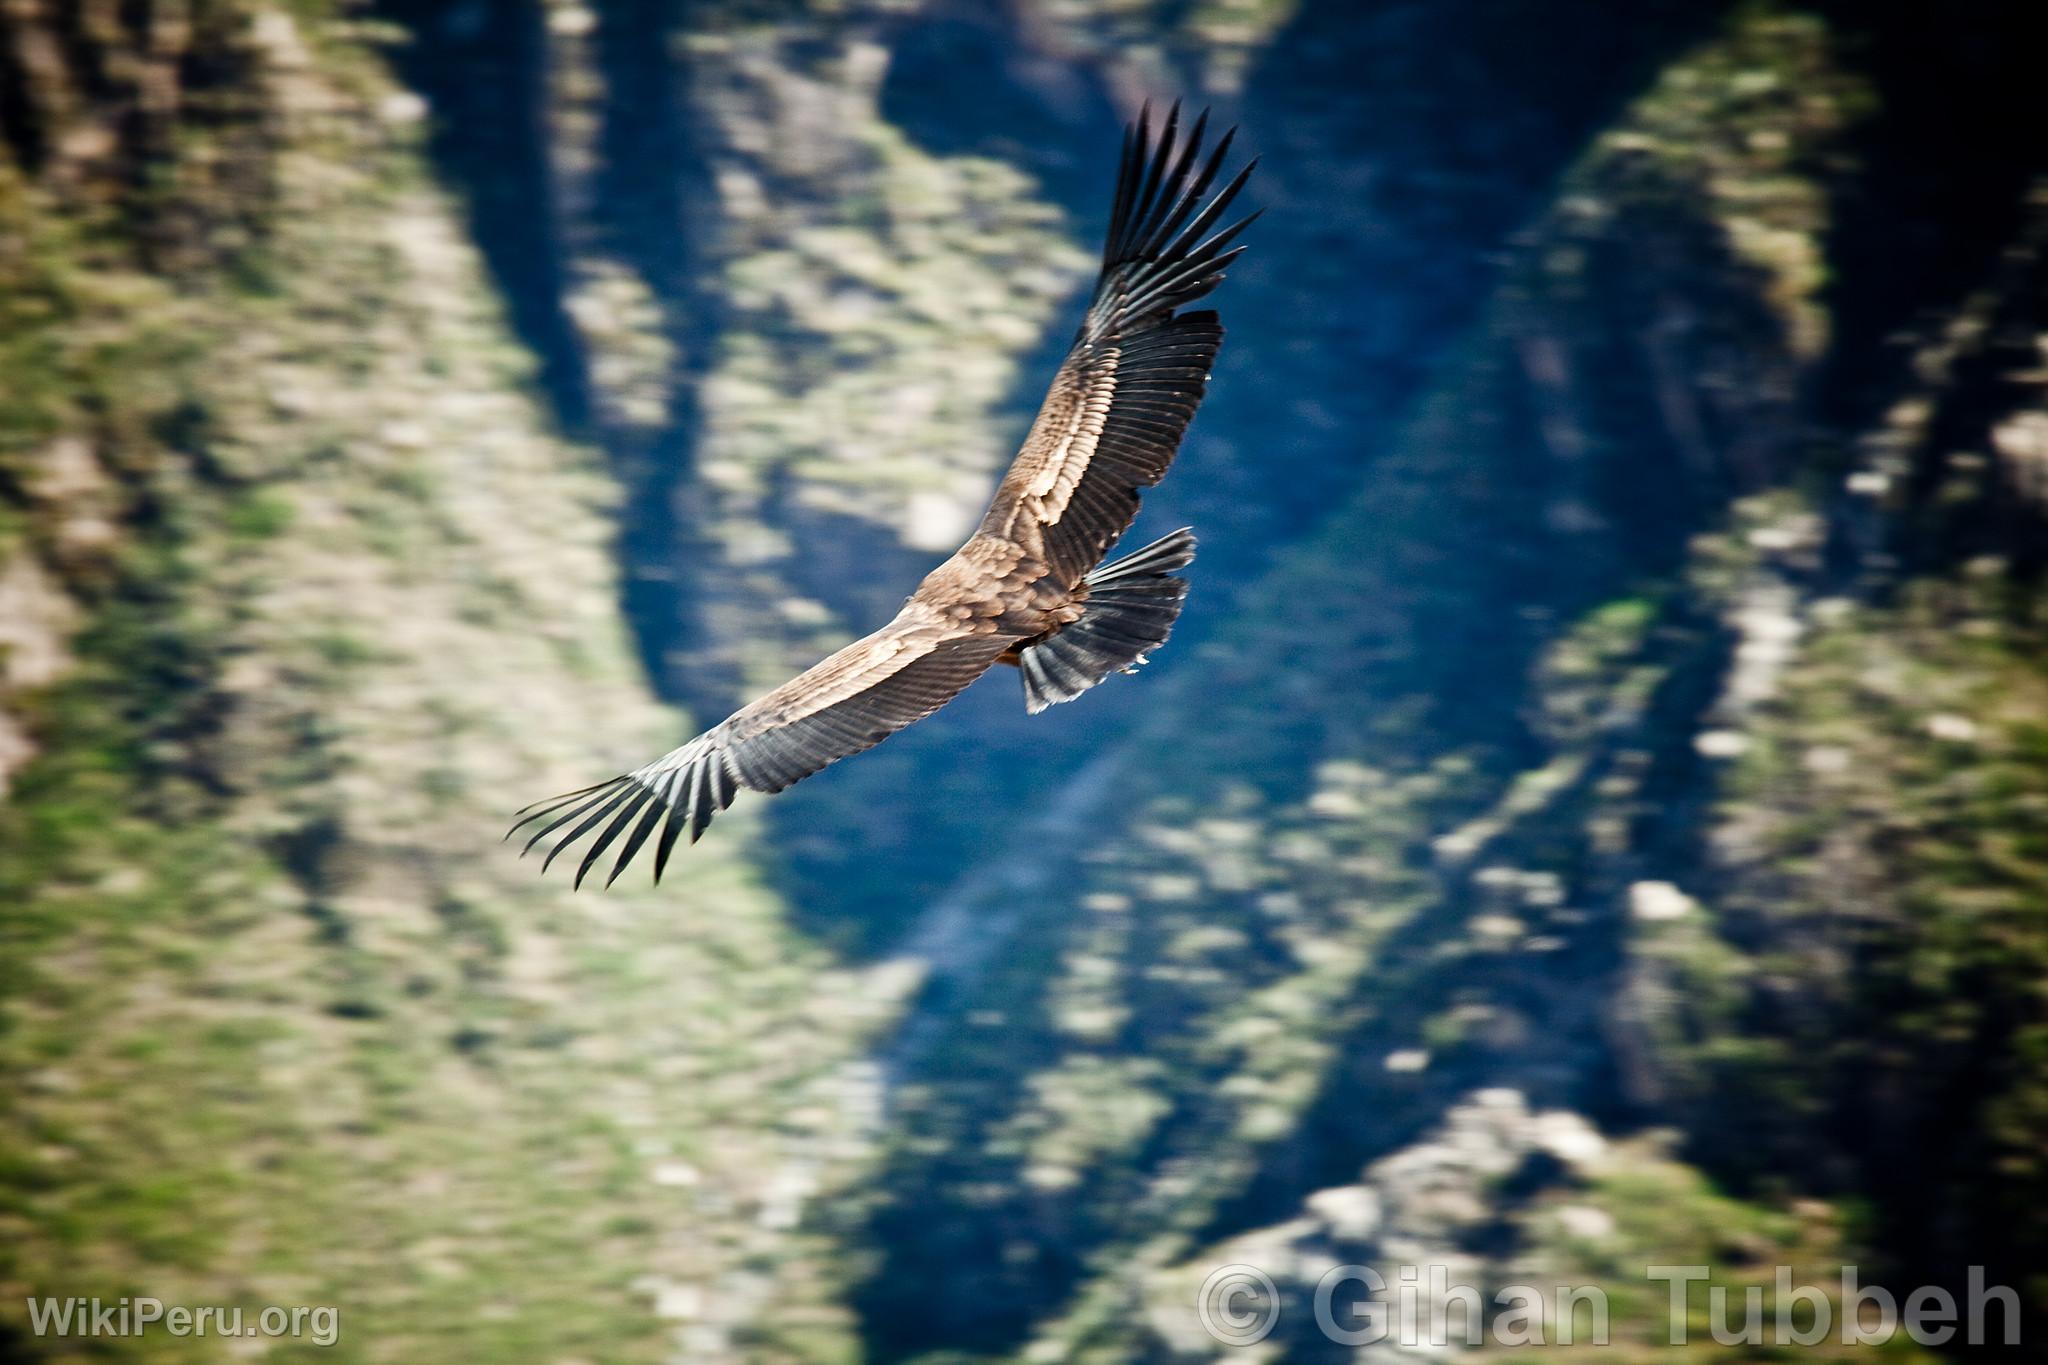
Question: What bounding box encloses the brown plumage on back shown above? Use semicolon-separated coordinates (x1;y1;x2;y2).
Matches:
511;104;1256;886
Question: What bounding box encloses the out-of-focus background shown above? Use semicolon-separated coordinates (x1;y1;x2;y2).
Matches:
3;1;2046;1360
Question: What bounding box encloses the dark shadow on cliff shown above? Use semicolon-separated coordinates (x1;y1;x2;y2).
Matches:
1809;0;2048;587
372;0;593;428
585;0;733;718
1804;2;2048;451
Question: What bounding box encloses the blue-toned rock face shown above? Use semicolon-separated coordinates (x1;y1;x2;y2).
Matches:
3;1;2047;1359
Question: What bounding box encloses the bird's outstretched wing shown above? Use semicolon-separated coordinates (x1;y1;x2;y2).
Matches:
979;102;1257;586
509;609;1009;888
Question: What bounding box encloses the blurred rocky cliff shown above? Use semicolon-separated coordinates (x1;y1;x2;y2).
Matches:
2;1;2045;1361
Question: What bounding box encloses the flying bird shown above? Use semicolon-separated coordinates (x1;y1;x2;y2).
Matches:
511;104;1256;886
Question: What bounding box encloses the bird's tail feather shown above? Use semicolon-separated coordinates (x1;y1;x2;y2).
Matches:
1019;528;1195;714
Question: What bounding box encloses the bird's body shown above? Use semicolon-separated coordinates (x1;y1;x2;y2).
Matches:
512;104;1257;886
